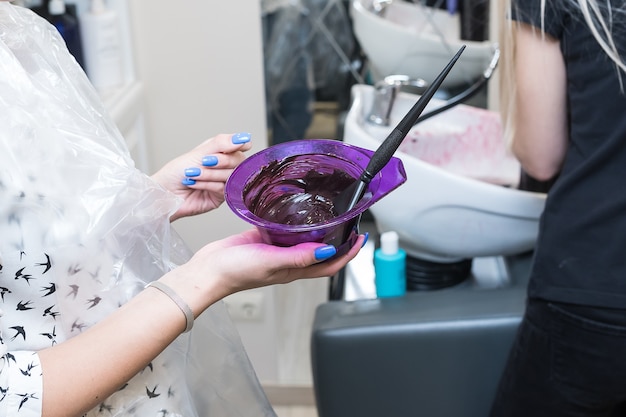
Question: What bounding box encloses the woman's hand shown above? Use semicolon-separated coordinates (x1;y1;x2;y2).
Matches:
151;133;252;221
162;230;368;314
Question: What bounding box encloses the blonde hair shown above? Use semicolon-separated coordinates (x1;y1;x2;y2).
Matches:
497;0;626;148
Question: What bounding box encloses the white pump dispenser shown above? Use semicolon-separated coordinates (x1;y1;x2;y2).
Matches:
380;230;400;255
48;0;66;15
374;231;407;298
79;0;123;93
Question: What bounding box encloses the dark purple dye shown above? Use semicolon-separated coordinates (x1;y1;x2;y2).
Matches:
243;155;356;226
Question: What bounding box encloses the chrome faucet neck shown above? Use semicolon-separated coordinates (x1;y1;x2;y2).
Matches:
366;75;428;126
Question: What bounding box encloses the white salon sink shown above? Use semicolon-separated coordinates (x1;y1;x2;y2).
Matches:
351;0;495;87
344;84;546;262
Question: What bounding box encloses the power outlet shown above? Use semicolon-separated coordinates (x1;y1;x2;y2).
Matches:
224;291;265;321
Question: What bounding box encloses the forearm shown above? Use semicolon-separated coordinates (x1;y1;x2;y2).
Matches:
34;229;362;417
511;23;568;181
38;284;188;417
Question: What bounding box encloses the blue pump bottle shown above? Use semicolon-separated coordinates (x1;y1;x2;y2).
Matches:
374;231;406;298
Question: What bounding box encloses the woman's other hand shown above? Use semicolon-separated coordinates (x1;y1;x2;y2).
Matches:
151;132;252;221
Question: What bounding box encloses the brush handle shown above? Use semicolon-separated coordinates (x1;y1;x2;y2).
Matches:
359;45;466;185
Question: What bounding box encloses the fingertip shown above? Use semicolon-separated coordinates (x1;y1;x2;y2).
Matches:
202;155;219;167
232;132;251;145
184;167;201;177
314;245;337;261
361;232;369;248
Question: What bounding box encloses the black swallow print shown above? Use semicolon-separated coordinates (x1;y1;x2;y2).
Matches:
9;326;25;341
70;319;86;333
67;264;82;275
86;296;101;309
17;393;38;411
41;283;55;297
88;266;100;282
146;385;160;399
0;286;11;301
5;352;16;364
19;362;37;377
16;300;33;311
40;326;57;346
6;212;20;226
67;284;79;298
43;305;59;319
98;402;113;413
35;254;51;274
14;268;33;285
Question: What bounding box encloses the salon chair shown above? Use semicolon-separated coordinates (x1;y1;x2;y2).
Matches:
311;253;531;417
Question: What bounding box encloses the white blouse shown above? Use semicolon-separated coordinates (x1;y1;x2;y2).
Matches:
0;242;193;416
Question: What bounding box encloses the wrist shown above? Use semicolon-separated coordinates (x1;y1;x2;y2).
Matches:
158;266;226;319
145;281;194;333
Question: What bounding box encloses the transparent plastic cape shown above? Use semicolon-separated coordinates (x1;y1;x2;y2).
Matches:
0;3;275;416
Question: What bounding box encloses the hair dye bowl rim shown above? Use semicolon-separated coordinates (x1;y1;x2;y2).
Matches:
224;139;406;246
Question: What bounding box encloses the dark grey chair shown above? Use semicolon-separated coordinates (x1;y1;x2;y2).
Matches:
311;254;531;417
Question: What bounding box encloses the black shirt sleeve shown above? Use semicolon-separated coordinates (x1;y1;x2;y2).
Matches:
511;0;564;39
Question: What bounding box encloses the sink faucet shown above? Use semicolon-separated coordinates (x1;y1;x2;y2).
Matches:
366;75;428;126
365;45;500;127
370;0;394;16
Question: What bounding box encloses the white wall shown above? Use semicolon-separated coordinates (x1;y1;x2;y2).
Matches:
128;0;267;252
126;0;282;382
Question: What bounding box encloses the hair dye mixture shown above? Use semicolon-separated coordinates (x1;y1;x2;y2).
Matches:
243;155;356;226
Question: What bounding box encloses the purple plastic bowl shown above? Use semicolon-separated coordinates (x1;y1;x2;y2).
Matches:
225;139;406;254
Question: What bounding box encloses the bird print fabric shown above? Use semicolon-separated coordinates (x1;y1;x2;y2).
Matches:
0;150;205;416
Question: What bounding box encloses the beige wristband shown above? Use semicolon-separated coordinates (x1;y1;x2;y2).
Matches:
145;281;194;333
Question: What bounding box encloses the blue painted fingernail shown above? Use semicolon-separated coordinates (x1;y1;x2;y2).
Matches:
314;245;337;261
182;178;196;186
232;132;251;144
362;232;369;248
184;167;201;177
202;155;218;167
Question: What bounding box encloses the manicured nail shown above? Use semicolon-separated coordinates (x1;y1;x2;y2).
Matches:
362;232;369;248
202;155;218;167
184;167;201;177
182;178;196;186
314;245;337;261
232;132;251;144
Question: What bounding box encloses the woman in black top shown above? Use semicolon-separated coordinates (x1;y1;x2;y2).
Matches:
490;0;626;415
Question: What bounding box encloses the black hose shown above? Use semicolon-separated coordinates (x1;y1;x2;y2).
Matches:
412;75;490;126
413;46;500;126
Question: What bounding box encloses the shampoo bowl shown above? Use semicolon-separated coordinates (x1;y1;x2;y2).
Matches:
350;0;495;87
343;84;547;262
